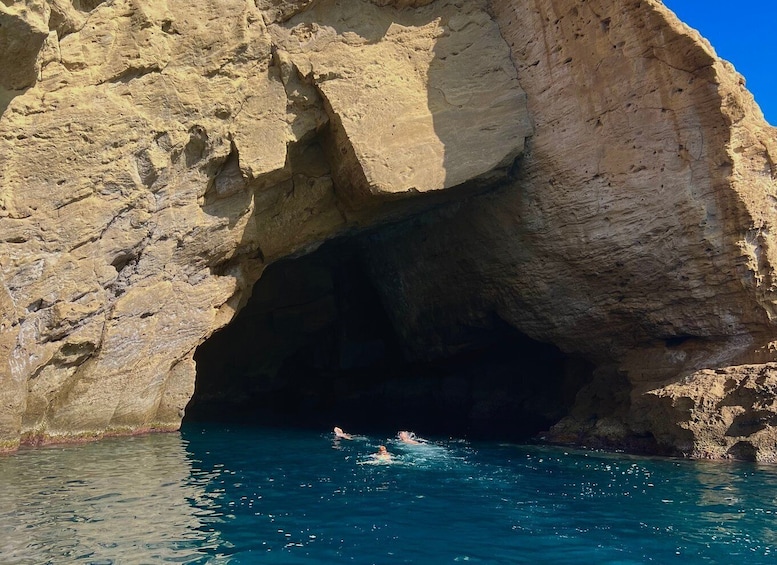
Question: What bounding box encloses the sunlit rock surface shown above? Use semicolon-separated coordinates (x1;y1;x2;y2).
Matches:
1;0;777;460
0;0;529;450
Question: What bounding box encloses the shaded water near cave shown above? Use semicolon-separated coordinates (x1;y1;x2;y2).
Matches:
2;423;777;564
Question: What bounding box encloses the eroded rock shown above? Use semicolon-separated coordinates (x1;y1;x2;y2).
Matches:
1;0;776;459
0;0;51;115
633;364;777;461
269;0;531;213
0;0;529;450
353;0;777;459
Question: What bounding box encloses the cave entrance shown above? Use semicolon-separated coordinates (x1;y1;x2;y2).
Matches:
186;238;594;441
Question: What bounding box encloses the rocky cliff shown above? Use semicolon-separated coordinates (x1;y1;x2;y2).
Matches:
1;0;776;460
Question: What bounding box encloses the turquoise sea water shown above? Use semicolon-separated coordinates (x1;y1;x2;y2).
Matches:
1;424;777;564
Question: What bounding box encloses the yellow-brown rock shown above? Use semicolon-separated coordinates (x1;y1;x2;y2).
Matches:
0;0;529;450
269;0;530;213
356;0;777;460
0;1;50;99
1;0;776;460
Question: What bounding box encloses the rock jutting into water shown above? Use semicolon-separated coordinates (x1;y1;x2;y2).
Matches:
1;0;776;460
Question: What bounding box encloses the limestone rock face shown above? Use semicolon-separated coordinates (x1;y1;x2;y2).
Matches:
269;0;529;212
355;0;777;460
492;0;777;460
631;364;777;460
0;1;51;96
1;0;777;460
0;0;528;450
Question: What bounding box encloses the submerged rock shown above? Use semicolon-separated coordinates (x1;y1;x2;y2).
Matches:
0;0;776;460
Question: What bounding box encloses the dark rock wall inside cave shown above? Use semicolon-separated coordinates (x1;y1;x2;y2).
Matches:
188;237;594;440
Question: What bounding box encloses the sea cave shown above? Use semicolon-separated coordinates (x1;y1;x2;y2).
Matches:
187;234;595;441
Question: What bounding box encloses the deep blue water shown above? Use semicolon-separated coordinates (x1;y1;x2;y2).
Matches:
1;424;777;564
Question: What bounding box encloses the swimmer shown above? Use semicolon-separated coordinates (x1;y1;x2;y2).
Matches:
333;426;353;440
373;445;392;461
398;430;424;445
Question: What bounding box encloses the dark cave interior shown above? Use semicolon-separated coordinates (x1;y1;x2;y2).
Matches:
186;238;594;441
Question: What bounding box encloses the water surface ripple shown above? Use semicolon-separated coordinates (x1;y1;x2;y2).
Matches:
1;424;776;564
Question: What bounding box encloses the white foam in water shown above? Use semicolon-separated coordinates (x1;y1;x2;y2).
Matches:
388;440;461;470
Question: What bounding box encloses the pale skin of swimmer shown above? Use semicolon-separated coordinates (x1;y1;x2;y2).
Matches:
333;426;353;440
397;431;425;444
373;445;392;461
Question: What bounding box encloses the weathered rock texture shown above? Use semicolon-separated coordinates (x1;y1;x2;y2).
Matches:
0;0;529;450
1;0;777;460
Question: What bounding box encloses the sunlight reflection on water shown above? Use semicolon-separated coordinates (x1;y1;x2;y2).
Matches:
2;426;777;564
0;433;226;564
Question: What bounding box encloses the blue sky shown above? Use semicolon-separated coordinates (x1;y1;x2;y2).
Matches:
662;1;776;125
